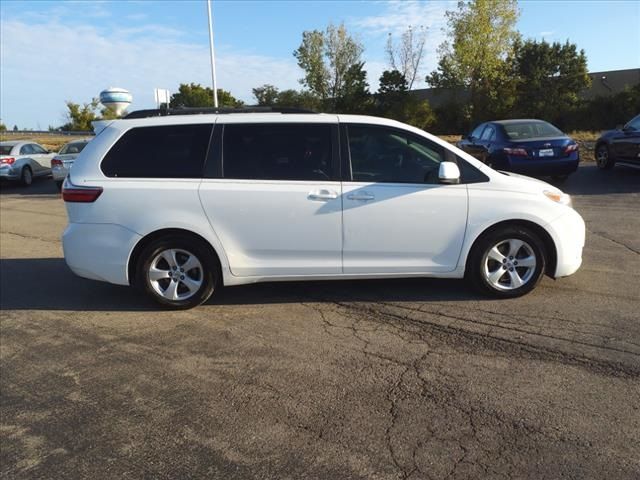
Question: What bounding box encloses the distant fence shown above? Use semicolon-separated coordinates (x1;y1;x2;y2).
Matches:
1;130;94;136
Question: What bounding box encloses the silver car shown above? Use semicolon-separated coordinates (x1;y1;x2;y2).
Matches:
0;141;55;186
51;139;90;189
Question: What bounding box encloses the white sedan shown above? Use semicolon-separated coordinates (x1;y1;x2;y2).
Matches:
0;141;56;186
51;139;90;189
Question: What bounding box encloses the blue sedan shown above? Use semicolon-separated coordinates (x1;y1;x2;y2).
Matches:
457;119;580;180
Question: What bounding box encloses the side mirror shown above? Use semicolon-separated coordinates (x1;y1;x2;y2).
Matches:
438;162;461;185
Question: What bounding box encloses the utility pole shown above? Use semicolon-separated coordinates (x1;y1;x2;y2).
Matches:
206;0;219;108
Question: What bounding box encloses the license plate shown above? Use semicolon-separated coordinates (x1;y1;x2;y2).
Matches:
538;148;554;157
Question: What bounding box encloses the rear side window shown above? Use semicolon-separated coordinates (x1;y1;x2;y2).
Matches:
101;124;213;178
222;124;333;181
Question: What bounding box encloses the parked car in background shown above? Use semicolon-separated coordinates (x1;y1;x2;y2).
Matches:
52;139;90;189
61;109;585;309
0;141;56;186
457;119;580;181
594;114;640;170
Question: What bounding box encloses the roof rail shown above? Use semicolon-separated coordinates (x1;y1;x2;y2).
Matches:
123;106;316;119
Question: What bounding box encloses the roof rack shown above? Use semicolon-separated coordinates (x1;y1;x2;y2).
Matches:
123;106;316;119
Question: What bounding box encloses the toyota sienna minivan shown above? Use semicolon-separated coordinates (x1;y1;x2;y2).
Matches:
61;108;585;309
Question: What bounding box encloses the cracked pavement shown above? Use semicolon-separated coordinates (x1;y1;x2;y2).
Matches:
1;164;639;479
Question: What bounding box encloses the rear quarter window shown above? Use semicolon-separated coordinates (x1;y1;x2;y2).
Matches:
101;124;213;178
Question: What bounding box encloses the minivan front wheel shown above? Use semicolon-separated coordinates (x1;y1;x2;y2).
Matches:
136;235;219;309
467;226;546;298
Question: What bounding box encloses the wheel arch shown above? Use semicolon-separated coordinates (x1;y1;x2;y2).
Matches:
464;219;557;277
127;228;224;286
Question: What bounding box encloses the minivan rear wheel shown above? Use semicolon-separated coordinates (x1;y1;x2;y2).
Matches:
136;235;219;309
466;226;546;298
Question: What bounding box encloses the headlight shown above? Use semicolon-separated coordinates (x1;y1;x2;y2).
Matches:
544;190;572;208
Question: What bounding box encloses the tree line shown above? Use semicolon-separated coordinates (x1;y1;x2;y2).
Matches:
58;0;638;133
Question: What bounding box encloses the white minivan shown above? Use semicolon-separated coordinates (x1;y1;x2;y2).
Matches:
61;108;585;309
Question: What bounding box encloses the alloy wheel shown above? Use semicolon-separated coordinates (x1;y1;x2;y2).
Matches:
482;238;537;290
596;146;608;168
148;248;203;301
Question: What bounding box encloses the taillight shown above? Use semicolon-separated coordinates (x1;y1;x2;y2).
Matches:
564;143;579;154
0;157;16;165
62;185;103;203
503;147;528;157
51;158;63;167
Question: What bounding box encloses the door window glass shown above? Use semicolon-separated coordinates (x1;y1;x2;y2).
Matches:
222;124;332;181
347;125;444;184
20;144;34;155
31;144;48;154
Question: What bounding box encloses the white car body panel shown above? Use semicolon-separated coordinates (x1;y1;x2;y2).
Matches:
341;182;468;273
199;179;343;277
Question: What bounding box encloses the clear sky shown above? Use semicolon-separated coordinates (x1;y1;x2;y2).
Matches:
1;0;639;129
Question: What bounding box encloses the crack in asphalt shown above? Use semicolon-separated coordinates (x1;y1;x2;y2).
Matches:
587;228;640;255
1;230;60;245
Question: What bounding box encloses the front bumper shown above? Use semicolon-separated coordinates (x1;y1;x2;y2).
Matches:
62;222;142;285
546;208;585;278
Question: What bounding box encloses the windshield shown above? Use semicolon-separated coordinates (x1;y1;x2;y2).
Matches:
0;145;13;155
625;115;640;131
59;142;87;155
503;121;564;140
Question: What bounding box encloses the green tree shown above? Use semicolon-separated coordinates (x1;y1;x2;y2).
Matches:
275;89;322;110
512;39;590;123
169;83;243;108
61;99;99;131
294;22;364;109
335;62;372;114
0;122;6;132
377;70;435;130
13;125;18;131
427;0;520;123
253;84;280;106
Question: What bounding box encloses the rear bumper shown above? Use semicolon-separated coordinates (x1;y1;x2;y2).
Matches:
496;153;580;176
52;165;70;181
546;209;585;278
0;165;20;180
62;223;141;285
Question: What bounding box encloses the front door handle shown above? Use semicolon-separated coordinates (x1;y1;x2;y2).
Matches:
308;189;338;201
347;192;375;201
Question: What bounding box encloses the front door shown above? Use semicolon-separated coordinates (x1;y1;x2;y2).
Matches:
341;124;468;274
199;121;343;277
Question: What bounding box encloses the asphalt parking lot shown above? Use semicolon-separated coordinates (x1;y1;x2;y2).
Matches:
1;164;639;479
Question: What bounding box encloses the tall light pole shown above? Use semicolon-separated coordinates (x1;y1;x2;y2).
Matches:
206;0;219;108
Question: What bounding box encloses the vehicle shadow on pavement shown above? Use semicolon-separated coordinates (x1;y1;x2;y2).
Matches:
0;258;481;312
560;164;640;195
0;178;59;196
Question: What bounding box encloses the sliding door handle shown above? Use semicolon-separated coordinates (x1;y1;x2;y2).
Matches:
347;192;375;201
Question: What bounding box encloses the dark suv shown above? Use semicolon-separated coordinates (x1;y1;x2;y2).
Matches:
595;114;640;170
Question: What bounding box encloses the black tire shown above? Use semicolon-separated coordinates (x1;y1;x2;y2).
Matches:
595;143;615;170
55;180;63;191
466;225;546;298
20;166;33;186
135;234;220;309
